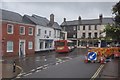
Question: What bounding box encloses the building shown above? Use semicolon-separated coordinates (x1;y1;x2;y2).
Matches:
24;14;62;52
61;14;114;47
1;9;35;57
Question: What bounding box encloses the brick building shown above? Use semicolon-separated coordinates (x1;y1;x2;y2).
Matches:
1;9;35;57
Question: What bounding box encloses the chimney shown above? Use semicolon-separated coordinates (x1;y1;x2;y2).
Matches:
50;14;54;25
78;16;81;24
64;18;66;22
99;14;103;24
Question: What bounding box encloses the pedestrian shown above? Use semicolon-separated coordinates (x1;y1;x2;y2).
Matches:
13;61;16;73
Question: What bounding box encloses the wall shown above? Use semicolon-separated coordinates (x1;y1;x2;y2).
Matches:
35;25;54;51
2;21;35;57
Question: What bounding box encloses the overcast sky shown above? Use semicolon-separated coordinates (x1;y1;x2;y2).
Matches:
1;1;117;24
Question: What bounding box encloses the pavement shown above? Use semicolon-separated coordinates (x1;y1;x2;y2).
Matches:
1;51;120;79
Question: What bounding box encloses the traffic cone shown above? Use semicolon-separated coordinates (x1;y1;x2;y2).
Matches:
84;55;88;63
100;57;105;64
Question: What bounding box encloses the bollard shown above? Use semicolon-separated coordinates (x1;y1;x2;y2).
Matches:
13;61;16;73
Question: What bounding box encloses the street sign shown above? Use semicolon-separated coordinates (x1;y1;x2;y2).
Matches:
88;52;97;61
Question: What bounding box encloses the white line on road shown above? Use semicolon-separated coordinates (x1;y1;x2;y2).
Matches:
36;70;41;72
23;73;32;76
90;64;104;80
44;64;49;67
37;66;43;69
31;69;35;72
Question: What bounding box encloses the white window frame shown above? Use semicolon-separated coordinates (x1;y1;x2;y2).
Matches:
7;41;13;52
28;41;33;49
20;26;25;35
7;24;14;34
28;27;33;35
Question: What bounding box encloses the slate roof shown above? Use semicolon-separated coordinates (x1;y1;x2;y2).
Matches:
51;22;62;30
61;18;114;26
1;9;23;23
1;9;35;25
24;14;61;30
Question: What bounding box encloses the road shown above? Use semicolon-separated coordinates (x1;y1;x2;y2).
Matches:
9;48;101;78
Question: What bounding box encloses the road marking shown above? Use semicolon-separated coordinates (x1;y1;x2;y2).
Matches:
44;64;48;67
31;69;35;71
37;66;43;69
36;70;41;72
90;64;104;80
23;73;32;76
16;65;24;78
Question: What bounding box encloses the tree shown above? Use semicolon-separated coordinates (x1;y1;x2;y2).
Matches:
113;1;120;26
104;1;120;40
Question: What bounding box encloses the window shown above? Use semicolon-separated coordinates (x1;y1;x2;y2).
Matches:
73;34;76;38
20;26;25;35
39;41;43;49
7;41;13;52
49;31;51;36
54;30;56;38
83;25;85;30
88;33;91;38
82;33;85;38
38;29;41;36
29;27;33;35
28;41;33;49
89;25;91;30
95;25;97;30
45;30;47;34
73;26;76;30
94;32;97;38
7;24;13;34
78;26;80;30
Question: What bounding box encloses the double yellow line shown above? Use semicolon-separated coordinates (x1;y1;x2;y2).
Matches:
90;64;104;80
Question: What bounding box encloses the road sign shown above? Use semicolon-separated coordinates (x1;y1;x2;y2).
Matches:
88;52;97;61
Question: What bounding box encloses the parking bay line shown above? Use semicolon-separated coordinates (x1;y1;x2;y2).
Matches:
90;64;104;80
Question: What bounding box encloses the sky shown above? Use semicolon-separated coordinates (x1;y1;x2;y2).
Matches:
1;0;118;24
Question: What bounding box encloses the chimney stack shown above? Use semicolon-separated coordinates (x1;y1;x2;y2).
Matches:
78;16;81;24
64;18;66;22
99;14;103;24
50;14;54;25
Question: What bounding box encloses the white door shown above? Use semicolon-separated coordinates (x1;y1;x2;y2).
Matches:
19;40;25;57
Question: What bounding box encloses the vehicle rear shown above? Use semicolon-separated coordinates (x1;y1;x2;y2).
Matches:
54;40;69;53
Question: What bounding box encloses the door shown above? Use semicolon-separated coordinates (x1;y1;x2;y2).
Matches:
19;40;25;57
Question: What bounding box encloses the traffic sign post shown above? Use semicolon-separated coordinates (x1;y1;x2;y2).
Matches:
88;52;97;61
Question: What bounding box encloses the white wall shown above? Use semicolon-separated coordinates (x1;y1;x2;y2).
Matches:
77;24;106;39
35;25;54;51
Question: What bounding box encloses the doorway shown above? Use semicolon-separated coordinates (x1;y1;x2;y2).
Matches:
19;40;25;57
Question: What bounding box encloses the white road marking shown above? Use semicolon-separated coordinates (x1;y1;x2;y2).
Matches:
23;73;32;76
31;69;35;71
44;64;48;67
36;70;41;72
90;64;104;79
43;67;47;69
37;66;43;69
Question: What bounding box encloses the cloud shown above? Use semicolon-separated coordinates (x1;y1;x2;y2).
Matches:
1;2;116;24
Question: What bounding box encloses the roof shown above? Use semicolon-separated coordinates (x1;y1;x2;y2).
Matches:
1;9;23;23
24;14;62;30
61;18;114;26
1;9;35;25
23;14;49;27
52;22;62;30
